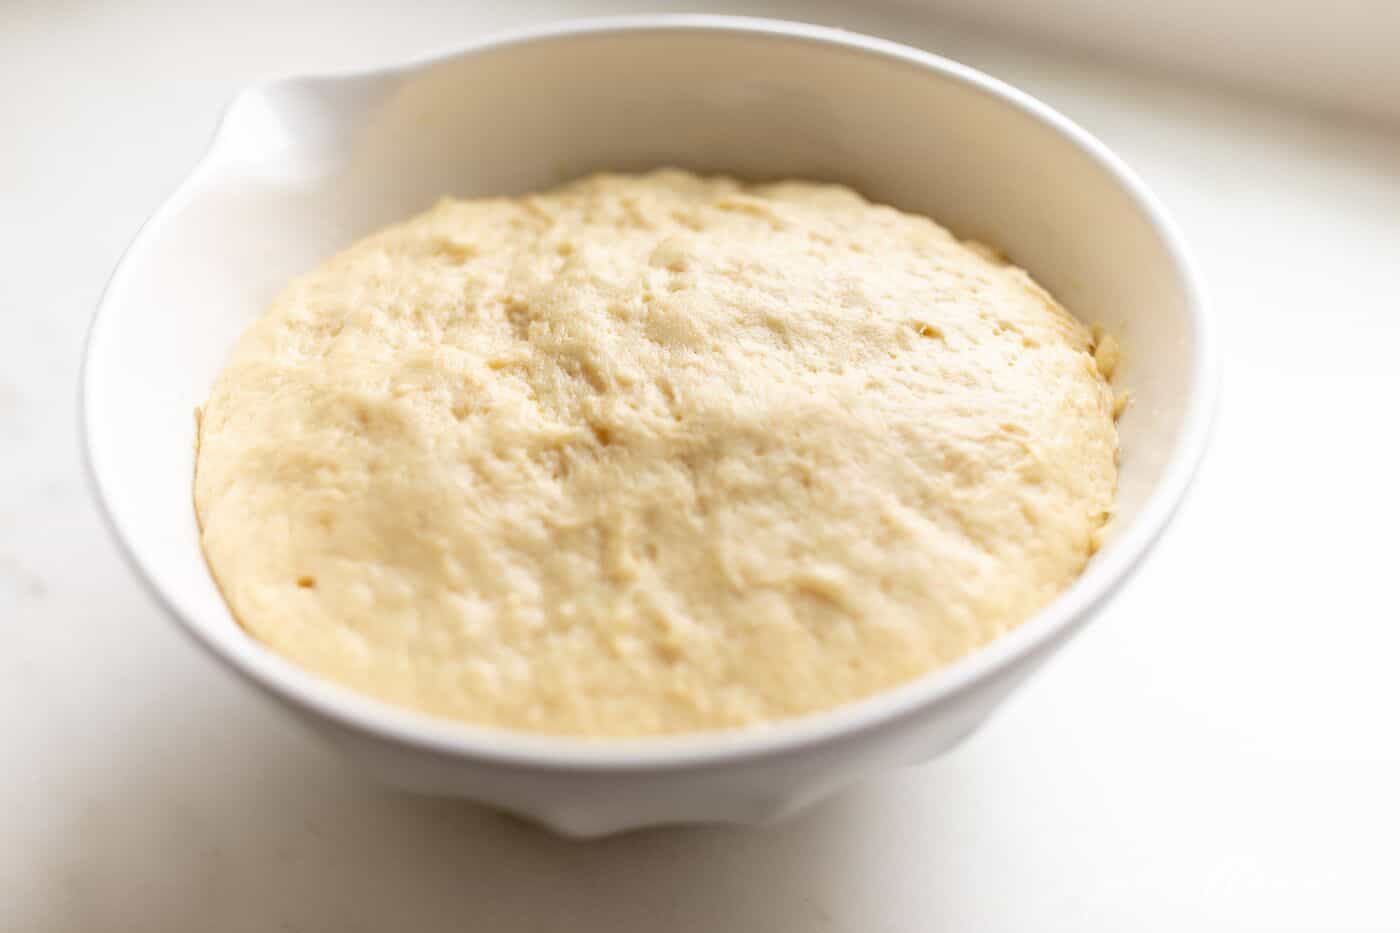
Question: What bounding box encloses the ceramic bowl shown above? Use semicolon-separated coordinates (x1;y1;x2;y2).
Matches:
82;15;1216;836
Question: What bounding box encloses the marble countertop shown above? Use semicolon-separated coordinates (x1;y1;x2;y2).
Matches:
4;2;1398;930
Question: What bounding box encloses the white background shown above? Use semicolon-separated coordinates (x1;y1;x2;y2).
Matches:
897;0;1400;125
4;1;1399;930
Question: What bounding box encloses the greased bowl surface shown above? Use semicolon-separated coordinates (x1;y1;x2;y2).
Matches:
82;15;1216;836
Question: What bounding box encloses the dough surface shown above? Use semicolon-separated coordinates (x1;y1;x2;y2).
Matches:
195;171;1118;737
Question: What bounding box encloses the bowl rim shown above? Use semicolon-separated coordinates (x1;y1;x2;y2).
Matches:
81;13;1219;772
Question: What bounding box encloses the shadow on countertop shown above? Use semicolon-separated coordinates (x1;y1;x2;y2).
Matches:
26;674;977;933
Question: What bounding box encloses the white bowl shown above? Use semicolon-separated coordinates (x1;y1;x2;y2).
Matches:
82;15;1216;837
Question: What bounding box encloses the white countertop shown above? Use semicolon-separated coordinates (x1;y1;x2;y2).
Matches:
4;2;1398;930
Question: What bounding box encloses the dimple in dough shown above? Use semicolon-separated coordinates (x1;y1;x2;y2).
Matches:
195;170;1119;738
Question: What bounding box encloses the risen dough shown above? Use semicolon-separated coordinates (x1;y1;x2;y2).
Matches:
195;171;1118;737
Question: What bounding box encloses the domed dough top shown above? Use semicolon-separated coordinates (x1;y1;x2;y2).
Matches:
195;171;1118;737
